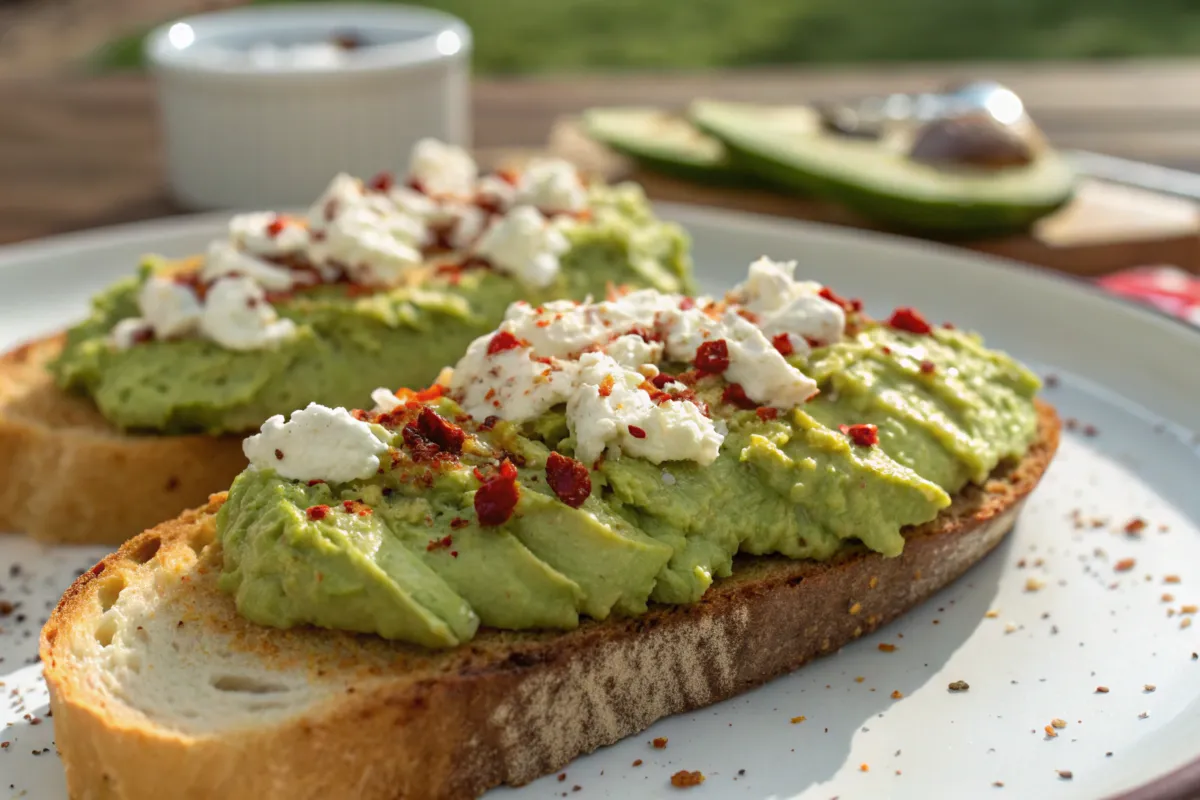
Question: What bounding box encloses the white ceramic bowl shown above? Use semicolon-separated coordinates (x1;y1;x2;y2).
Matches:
145;3;472;211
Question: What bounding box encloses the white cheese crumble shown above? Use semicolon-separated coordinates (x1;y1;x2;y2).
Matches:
568;353;722;466
228;211;309;256
474;205;570;288
137;276;202;339
409;138;477;198
515;158;588;214
109;317;151;350
243;402;388;484
201;240;301;293
199;277;297;351
729;256;846;352
477;175;517;211
452;337;578;423
319;202;425;287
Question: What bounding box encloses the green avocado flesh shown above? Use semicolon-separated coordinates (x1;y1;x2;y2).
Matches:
216;324;1041;649
685;99;1076;236
581;106;765;189
48;185;693;435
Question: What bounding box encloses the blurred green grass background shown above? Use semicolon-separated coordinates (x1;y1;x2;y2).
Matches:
95;0;1200;73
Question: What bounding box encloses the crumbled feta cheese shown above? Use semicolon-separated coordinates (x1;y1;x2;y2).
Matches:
202;240;300;293
515;158;588;214
307;172;365;231
730;257;846;351
605;333;664;369
450;335;578;422
137;276;202;339
320;203;425;286
109;317;151;350
243;402;388;483
568;353;722;466
228;211;309;256
477;174;517;211
443;203;488;250
474;205;570;288
371;387;404;413
386;185;440;219
409;138;477;198
199;277;297;351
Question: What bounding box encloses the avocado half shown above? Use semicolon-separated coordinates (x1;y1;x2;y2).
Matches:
689;99;1077;237
580;106;767;189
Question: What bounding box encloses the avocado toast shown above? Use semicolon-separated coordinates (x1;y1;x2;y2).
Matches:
41;258;1060;799
0;140;692;544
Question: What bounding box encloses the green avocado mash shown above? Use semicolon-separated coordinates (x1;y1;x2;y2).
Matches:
50;184;692;434
216;323;1040;648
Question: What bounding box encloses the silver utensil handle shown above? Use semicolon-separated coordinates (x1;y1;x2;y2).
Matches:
1063;150;1200;203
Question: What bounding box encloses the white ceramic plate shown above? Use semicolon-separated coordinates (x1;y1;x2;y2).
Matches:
2;207;1199;800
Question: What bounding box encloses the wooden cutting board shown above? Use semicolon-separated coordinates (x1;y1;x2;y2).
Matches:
539;117;1200;277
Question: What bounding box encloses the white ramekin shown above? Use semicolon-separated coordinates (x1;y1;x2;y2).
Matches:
145;4;472;211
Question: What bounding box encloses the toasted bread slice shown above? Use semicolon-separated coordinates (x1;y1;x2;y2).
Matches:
0;335;247;544
40;402;1058;800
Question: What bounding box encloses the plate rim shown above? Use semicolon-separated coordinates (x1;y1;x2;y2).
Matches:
1;204;1198;800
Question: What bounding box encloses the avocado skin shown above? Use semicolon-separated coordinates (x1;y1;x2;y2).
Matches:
693;112;1075;238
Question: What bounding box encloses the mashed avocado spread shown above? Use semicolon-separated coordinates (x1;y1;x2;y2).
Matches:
216;257;1041;649
50;140;692;434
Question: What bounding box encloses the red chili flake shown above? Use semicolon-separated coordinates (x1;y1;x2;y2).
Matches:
737;308;761;325
416;407;466;455
652;737;668;749
804;336;823;349
818;286;861;313
274;448;284;460
487;330;524;355
878;643;897;652
1114;558;1137;572
881;345;892;355
771;333;794;356
679;296;696;311
839;423;880;447
756;407;779;422
650;372;675;390
887;307;933;335
306;505;331;521
496;168;521;186
474;459;520;526
450;517;469;529
306;479;325;486
426;535;453;552
402;424;443;462
693;339;730;374
628;425;647;439
598;374;615;398
131;326;154;344
722;382;758;410
265;217;287;238
368;171;394;192
1124;518;1148;536
342;499;372;517
670;770;704;788
943;322;956;330
545;452;591;508
919;360;936;374
479;415;500;432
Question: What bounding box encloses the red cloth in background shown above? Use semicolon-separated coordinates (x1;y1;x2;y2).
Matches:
1095;266;1200;328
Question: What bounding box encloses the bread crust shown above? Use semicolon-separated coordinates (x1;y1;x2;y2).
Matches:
0;335;247;544
40;403;1058;800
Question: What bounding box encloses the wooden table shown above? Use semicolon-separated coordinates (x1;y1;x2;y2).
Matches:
4;60;1200;246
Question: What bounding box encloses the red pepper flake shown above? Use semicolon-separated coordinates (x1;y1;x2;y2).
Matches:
274;448;284;460
679;296;696;311
891;690;904;699
881;345;892;355
474;459;520;526
919;360;936;374
670;771;705;788
693;339;730;374
416;407;466;455
342;500;372;516
598;374;615;397
839;423;880;447
306;479;325;486
721;382;758;410
652;737;668;749
771;332;795;356
756;407;779;422
557;773;567;782
486;330;525;355
887;307;933;335
859;764;870;773
306;505;330;521
1124;518;1148;536
546;452;591;508
628;425;647;439
632;759;644;767
426;535;453;552
450;517;469;529
479;415;500;432
878;643;897;652
1114;558;1137;572
818;286;862;313
650;372;676;390
368;171;394;192
265;217;287;238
